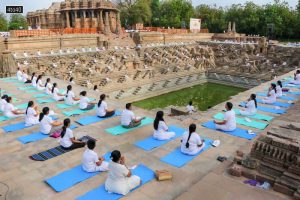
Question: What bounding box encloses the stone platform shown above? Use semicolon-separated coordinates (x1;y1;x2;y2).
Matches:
0;70;298;200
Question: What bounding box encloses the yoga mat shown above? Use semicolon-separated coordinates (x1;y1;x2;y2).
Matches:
3;79;19;83
77;164;155;200
30;136;94;161
45;153;111;192
240;102;286;114
25;89;38;94
283;83;300;88
17;124;77;144
257;98;291;108
0;116;9;122
76;111;121;126
213;113;268;130
56;103;75;109
105;117;154;136
34;93;49;98
37;98;56;104
234;109;273;122
256;92;296;101
134;125;185;151
286;91;300;95
18;86;35;90
160;139;213;168
202;121;257;140
62;109;91;117
16;103;28;109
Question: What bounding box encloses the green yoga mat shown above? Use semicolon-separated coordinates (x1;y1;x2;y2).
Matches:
3;79;19;83
37;98;56;104
234;109;273;122
18;86;35;90
57;104;75;109
26;89;38;94
16;103;28;109
34;93;49;98
0;116;10;122
105;117;154;135
214;113;268;130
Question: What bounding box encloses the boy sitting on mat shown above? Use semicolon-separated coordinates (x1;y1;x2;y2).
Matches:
82;140;109;172
214;102;236;131
121;103;145;128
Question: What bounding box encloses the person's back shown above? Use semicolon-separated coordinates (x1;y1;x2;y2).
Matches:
79;96;89;109
245;100;256;115
65;91;75;105
32;76;37;87
106;161;130;195
180;131;201;155
40;115;53;134
96;101;107;117
121;109;134;126
4;103;14;117
82;149;98;172
276;85;282;97
25;107;38;126
0;99;7;111
224;110;236;131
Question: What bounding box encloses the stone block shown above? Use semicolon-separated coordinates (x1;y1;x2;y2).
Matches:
273;183;294;196
228;164;243;177
242;168;256;180
233;156;243;165
236;150;244;157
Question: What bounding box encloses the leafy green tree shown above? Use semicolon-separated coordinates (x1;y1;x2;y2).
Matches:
8;14;27;30
0;13;8;31
151;0;160;26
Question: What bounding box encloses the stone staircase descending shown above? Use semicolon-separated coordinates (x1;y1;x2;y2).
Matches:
162;80;171;88
148;83;157;91
115;90;125;99
175;77;183;85
132;86;142;95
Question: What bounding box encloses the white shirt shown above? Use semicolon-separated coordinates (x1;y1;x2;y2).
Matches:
37;79;44;90
79;96;90;109
45;83;52;94
60;128;74;148
32;76;37;87
97;101;107;117
276;85;282;97
181;132;202;155
268;89;276;101
296;74;300;82
82;149;99;172
0;99;7;112
65;91;75;105
245;100;257;115
121;109;135;126
52;87;60;99
17;70;22;81
224;110;236;130
153;121;168;137
3;103;15;117
186;105;195;113
40;115;53;134
22;73;28;82
25;107;38;126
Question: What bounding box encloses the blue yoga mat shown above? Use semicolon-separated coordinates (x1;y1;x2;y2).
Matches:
283;82;300;88
45;152;111;192
257;98;291;108
34;93;49;98
77;164;155;200
202;121;256;140
76;111;121;126
37;98;56;104
17;124;77;144
134;125;185;151
256;92;296;101
160;139;213;168
240;102;285;114
286;91;300;95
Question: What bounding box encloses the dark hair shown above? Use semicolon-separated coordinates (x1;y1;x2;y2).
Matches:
31;72;36;81
80;91;86;96
271;83;277;93
45;78;50;87
87;139;96;150
36;75;42;84
189;101;193;106
93;85;98;90
98;94;106;107
277;80;282;88
186;124;196;148
39;107;49;122
250;94;257;108
154;111;164;130
66;85;72;97
297;70;300;74
226;102;233;110
6;96;12;103
52;83;57;93
26;101;34;115
126;103;132;109
110;150;121;162
61;118;71;138
69;77;74;82
1;94;8;100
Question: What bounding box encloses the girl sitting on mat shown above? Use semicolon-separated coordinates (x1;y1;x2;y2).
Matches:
120;103;145;128
65;85;80;105
51;83;65;101
289;70;300;85
186;101;196;114
79;91;95;110
153;111;175;140
31;73;38;87
39;107;62;134
36;75;45;91
180;123;205;155
105;150;141;195
60;118;86;150
239;94;257;116
22;70;29;83
96;94;115;118
44;78;52;95
16;67;22;81
262;83;277;104
82;139;109;172
0;95;8;112
276;81;283;97
3;97;24;118
25;101;40;127
214;102;236;131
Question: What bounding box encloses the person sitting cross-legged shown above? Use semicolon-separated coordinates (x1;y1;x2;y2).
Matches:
120;103;145;128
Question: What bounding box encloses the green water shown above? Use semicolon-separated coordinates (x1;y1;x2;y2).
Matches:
133;83;246;111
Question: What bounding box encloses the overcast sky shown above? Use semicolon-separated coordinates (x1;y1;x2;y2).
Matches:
0;0;298;18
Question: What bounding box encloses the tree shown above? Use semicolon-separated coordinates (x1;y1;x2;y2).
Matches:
8;14;27;30
151;0;160;26
0;13;8;31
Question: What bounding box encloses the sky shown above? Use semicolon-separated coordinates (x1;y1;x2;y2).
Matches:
0;0;298;17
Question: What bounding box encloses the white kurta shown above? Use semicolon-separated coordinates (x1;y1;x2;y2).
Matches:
0;99;7;112
3;103;19;118
25;107;39;126
239;100;257;116
290;74;300;85
45;83;52;95
97;101;108;117
22;73;28;82
180;131;205;155
276;85;283;97
40;115;54;134
82;149;109;172
32;76;37;87
153;121;175;140
65;91;79;105
121;110;135;126
262;89;276;104
37;79;45;91
52;88;64;101
105;161;140;195
17;70;22;81
215;110;236;131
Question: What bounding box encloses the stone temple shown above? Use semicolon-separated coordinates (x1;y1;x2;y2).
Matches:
0;4;300;200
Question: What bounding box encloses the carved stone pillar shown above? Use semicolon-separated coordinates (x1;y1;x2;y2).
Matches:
115;12;121;35
99;10;104;32
66;11;70;28
104;11;111;35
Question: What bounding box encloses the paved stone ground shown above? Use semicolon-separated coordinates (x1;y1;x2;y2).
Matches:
0;70;298;200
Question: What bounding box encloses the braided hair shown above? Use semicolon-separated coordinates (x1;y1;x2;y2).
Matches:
185;124;196;148
61;118;71;138
52;83;57;93
98;94;106;107
154;111;164;130
26;101;34;115
66;85;72;98
39;107;49;122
